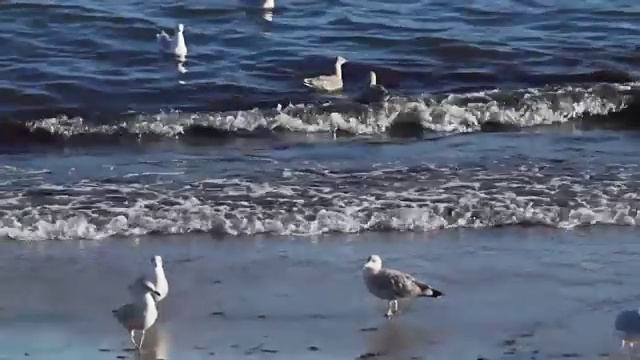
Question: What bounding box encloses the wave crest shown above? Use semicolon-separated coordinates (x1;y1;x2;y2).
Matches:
1;82;634;148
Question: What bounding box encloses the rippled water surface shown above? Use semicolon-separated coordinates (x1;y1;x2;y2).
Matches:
1;0;640;240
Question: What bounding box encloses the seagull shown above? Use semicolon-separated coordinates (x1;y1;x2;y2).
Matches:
261;0;275;22
615;309;640;351
157;24;187;59
355;71;389;104
128;255;168;303
303;56;348;92
112;280;160;351
263;0;274;9
362;255;444;319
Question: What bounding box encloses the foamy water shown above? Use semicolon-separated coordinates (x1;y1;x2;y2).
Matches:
19;82;634;143
1;0;640;242
2;131;640;241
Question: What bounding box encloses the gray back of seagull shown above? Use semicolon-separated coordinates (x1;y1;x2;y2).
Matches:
365;268;424;301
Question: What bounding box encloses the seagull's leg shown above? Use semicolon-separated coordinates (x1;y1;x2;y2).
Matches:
384;301;393;318
138;330;146;351
392;300;399;314
129;330;137;349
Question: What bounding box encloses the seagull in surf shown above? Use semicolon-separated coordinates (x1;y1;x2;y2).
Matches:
362;255;444;319
157;24;187;59
355;71;389;104
263;0;275;9
303;56;348;92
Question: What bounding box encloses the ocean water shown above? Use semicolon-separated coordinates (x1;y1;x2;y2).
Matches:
1;0;640;241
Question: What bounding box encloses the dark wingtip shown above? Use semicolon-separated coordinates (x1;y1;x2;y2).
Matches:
419;286;444;298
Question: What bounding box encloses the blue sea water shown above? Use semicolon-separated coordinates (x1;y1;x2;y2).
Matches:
1;0;640;240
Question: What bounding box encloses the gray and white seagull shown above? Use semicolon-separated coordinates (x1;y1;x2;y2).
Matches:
362;254;444;319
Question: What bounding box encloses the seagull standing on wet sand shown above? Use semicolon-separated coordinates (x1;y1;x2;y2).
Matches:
362;255;444;319
614;308;640;350
157;24;188;59
112;280;161;351
303;56;348;92
128;255;168;303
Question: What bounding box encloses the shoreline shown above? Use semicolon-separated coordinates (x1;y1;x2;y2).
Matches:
0;227;637;359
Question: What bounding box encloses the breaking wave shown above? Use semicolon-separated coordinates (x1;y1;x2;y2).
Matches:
1;81;637;148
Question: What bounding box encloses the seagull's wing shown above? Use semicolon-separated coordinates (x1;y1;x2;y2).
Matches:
112;303;140;326
156;30;172;51
376;269;423;298
304;75;341;91
379;268;444;298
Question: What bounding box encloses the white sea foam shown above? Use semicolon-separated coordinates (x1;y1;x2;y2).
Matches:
25;82;633;139
1;162;640;241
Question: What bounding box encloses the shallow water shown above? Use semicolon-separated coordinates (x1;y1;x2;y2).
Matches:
4;129;640;240
0;228;637;359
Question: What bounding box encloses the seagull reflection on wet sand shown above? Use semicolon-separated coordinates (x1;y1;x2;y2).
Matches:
361;319;441;359
133;324;170;360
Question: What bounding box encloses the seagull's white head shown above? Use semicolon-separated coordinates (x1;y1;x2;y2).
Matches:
177;24;184;33
336;56;348;66
369;71;377;86
363;254;382;272
151;255;163;268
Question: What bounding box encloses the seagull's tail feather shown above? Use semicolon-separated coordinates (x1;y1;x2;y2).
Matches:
416;281;444;298
302;78;314;88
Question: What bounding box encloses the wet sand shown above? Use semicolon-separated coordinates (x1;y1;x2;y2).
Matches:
0;227;639;360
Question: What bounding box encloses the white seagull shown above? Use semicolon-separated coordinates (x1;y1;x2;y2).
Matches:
362;255;444;318
303;56;348;92
157;24;188;59
112;280;160;351
355;71;389;104
263;0;275;9
128;255;168;303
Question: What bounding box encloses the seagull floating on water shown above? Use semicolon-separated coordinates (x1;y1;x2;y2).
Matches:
157;24;187;59
128;255;168;303
112;280;160;351
355;71;389;104
303;56;348;92
263;0;274;9
362;255;444;319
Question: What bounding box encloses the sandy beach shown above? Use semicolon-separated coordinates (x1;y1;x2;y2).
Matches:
0;227;638;360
